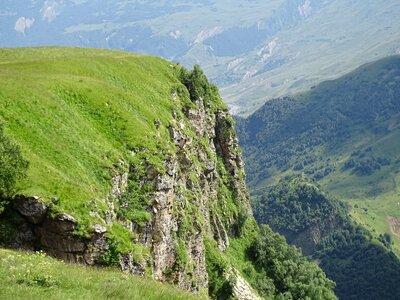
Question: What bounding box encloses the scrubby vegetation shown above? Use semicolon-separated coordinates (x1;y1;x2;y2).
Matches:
179;64;227;112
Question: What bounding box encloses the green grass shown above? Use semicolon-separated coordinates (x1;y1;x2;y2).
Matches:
0;248;199;300
0;47;188;233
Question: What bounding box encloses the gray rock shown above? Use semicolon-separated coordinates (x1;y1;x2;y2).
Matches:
14;195;48;224
43;213;77;233
93;224;107;234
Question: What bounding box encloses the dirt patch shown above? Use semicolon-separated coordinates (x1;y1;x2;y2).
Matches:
387;216;400;239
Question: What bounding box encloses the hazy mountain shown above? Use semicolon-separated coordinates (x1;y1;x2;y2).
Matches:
2;1;400;115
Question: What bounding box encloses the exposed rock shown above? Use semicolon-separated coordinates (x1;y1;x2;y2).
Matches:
14;195;48;224
120;254;146;276
212;212;230;251
45;213;77;233
231;271;262;300
10;222;35;251
84;229;108;265
93;224;107;234
8;196;109;265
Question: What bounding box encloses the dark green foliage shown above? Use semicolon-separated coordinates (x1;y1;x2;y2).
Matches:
179;64;226;111
117;169;152;227
100;239;121;266
249;225;337;300
0;206;23;246
225;222;337;299
0;123;28;204
343;148;391;176
378;233;393;248
316;228;400;300
253;176;346;233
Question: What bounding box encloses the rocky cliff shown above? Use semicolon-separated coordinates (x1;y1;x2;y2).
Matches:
0;49;254;297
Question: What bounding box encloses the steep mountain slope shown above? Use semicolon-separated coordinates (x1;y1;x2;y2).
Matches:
0;47;336;299
252;176;400;300
237;56;400;182
236;55;400;298
2;1;400;115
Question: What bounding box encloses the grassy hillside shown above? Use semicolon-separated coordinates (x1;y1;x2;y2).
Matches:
0;248;198;300
237;56;400;256
0;47;187;233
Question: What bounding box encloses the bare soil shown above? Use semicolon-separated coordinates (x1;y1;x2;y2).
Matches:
387;216;400;239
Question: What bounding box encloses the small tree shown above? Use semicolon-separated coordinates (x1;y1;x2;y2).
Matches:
179;64;218;104
0;123;28;199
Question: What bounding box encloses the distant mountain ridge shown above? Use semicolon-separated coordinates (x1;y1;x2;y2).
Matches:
2;1;400;115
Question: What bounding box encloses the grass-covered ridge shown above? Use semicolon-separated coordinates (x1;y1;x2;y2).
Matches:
0;47;193;233
0;248;198;300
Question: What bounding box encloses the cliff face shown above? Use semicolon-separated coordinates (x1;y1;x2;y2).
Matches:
114;95;251;292
2;60;252;295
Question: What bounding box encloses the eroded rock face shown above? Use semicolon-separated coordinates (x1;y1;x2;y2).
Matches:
10;196;109;265
116;97;251;292
232;272;262;300
14;196;48;224
272;210;344;256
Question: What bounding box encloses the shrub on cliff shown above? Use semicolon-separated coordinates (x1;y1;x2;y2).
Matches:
0;123;28;203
